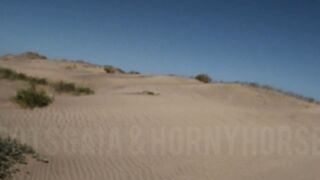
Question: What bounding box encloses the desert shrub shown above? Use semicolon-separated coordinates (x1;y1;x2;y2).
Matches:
0;68;16;80
104;65;125;74
53;81;76;93
104;65;117;74
128;71;140;74
195;74;212;83
0;67;48;85
14;86;53;109
0;67;26;81
230;81;320;104
0;137;37;179
306;97;315;103
116;67;125;74
52;81;94;95
1;66;94;98
21;52;47;60
28;77;48;85
16;73;27;81
74;86;94;95
65;65;77;70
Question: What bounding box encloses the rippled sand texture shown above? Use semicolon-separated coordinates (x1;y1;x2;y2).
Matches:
1;56;320;180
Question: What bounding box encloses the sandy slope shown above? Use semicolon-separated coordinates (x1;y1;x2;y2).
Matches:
0;57;320;180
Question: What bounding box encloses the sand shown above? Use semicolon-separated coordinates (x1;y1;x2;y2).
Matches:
0;56;320;180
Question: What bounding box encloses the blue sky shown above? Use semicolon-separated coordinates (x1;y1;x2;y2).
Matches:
1;0;320;100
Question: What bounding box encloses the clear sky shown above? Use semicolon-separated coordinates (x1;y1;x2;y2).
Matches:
1;0;319;100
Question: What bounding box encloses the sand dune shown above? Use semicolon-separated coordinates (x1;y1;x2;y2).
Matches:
0;55;320;180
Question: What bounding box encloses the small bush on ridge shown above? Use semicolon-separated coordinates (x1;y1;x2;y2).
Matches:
104;65;117;74
21;52;47;60
104;65;125;74
195;74;212;83
128;71;140;74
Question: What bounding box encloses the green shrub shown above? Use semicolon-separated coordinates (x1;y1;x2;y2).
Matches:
225;81;320;104
0;67;48;85
116;68;126;74
306;98;315;103
53;81;76;93
21;52;47;59
104;65;125;74
0;68;16;80
53;81;94;95
28;77;48;85
16;73;27;81
65;65;77;70
104;65;117;74
0;137;36;179
128;71;140;74
14;86;53;109
1;67;94;98
195;74;212;83
75;86;94;95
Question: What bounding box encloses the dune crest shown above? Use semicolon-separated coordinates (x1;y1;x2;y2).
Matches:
1;53;320;180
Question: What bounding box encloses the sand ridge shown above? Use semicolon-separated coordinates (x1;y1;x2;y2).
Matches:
0;55;320;180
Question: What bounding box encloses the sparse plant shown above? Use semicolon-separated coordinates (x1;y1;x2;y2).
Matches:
104;65;125;74
128;71;140;74
195;74;212;83
116;67;125;74
28;77;48;85
228;81;320;104
65;65;77;70
0;67;48;85
52;81;94;95
13;85;53;109
104;65;117;74
0;137;43;179
53;81;76;93
74;86;94;95
21;52;47;59
0;68;16;80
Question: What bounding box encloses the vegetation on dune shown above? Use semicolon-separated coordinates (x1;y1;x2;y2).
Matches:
104;65;125;74
1;66;94;95
52;81;94;95
65;65;77;70
116;68;125;74
243;82;319;104
3;54;317;105
128;71;140;75
75;86;95;95
52;81;76;93
104;65;117;74
13;85;53;109
26;77;48;85
195;74;212;83
0;67;48;85
104;65;142;75
0;52;47;61
20;52;47;60
219;81;320;104
0;137;36;179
